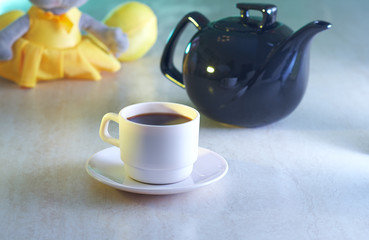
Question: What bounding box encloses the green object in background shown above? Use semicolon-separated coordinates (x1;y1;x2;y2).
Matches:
0;0;31;14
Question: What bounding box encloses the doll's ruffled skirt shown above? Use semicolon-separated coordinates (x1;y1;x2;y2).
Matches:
0;10;121;88
0;37;121;88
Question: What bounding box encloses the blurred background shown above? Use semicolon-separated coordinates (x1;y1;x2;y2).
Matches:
1;0;367;133
0;0;365;65
1;0;367;128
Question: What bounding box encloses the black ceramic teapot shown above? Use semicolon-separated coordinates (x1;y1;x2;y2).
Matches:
160;3;331;127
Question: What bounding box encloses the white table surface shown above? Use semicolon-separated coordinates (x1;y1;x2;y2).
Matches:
1;0;368;239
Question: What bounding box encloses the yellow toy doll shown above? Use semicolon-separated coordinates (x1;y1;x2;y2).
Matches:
0;0;132;88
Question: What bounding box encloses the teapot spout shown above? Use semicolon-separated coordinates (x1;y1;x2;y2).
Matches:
247;20;332;88
287;20;332;48
232;20;332;126
260;20;332;80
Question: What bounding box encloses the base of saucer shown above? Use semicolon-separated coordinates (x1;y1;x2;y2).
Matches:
86;146;228;195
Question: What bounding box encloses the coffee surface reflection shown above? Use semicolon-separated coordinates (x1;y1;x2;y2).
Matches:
128;113;192;125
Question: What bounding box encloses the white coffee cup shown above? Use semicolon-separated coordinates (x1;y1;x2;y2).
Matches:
99;102;200;184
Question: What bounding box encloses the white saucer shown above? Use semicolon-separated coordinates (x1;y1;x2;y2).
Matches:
85;146;228;195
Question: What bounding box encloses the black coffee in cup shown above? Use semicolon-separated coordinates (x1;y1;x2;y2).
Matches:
128;113;192;126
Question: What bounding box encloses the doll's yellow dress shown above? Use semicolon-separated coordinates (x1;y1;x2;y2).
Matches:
0;6;121;88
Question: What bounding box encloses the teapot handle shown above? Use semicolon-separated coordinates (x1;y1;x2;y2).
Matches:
160;12;209;88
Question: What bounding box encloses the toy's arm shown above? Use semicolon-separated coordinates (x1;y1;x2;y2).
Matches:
0;14;30;60
80;13;128;57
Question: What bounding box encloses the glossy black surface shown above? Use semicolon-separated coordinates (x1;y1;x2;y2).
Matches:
161;3;331;127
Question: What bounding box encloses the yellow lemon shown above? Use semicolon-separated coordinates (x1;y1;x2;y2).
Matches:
104;1;157;62
0;10;25;30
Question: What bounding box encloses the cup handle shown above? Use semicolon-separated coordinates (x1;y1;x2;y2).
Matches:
99;113;120;147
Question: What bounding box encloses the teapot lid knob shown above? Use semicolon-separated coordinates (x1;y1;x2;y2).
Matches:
236;3;277;29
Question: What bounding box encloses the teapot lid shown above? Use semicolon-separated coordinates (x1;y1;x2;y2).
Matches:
214;3;278;32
